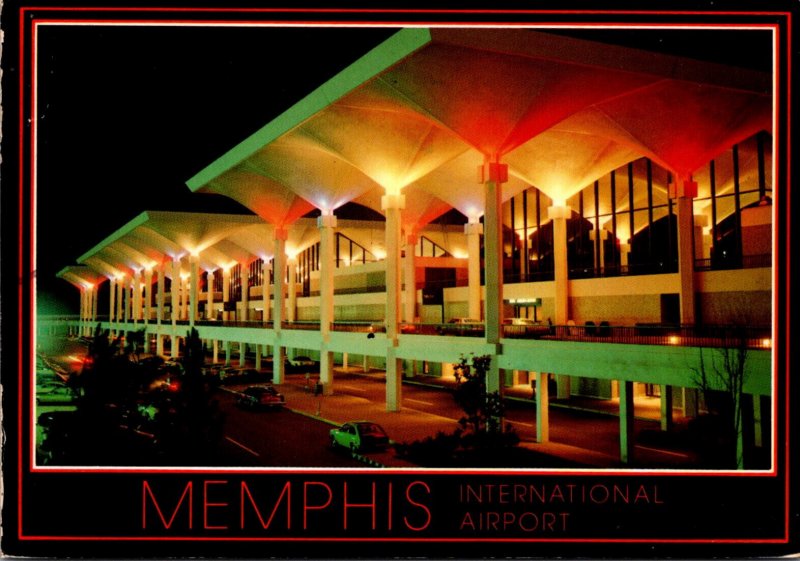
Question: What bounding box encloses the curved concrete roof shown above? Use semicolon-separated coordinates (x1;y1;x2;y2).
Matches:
187;27;771;225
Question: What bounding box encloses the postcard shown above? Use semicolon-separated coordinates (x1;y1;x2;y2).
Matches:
1;3;796;558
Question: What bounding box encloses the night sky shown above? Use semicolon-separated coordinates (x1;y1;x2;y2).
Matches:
32;22;773;313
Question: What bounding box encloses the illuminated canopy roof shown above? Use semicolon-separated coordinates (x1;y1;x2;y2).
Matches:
187;27;772;229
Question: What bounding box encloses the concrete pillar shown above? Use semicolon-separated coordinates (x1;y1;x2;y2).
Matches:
241;261;250;321
222;267;231;322
383;194;404;411
273;229;288;384
212;339;218;363
549;204;572;400
682;387;699;418
255;346;262;370
317;215;336;395
181;276;190;321
660;384;673;432
619;380;635;464
262;260;270;325
91;285;98;325
206;270;214;319
674;179;697;324
465;219;483;321
188;256;198;327
224;341;231;366
403;234;418;323
109;277;117;328
536;371;550;443
123;278;131;324
170;259;180;359
239;342;246;367
287;257;297;323
144;268;153;353
116;276;124;330
156;264;165;357
480;162;506;398
133;269;142;322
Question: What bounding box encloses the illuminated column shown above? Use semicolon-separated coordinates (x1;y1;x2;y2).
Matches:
536;371;550;443
383;194;404;411
181;274;190;321
317;215;337;395
549;204;572;400
403;234;417;323
273;229;288;384
465;219;483;321
133;269;142;323
189;254;199;328
116;277;124;330
156;263;165;356
108;277;117;332
673;179;698;325
222;266;231;322
479;161;507;396
124;277;131;324
241;261;250;321
262;260;271;324
206;270;214;319
170;259;180;359
79;288;87;336
660;385;673;432
287;256;298;323
619;379;634;464
144;268;153;322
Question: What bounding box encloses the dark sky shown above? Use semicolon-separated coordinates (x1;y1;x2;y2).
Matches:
33;23;773;313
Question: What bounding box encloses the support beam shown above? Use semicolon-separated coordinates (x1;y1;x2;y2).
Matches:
317;215;337;395
383;194;404;411
189;255;199;328
536;371;550;443
465;219;483;321
619;380;634;464
273;229;288;384
403;234;417;323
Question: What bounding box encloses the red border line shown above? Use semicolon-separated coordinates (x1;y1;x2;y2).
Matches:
18;7;791;546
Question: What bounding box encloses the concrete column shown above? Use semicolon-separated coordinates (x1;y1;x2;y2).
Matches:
465;220;483;321
156;264;165;356
91;285;98;327
549;205;572;400
403;234;418;323
255;346;262;370
189;255;199;327
212;339;218;363
124;278;131;324
241;261;250;321
144;268;153;322
619;380;634;464
133;269;142;322
287;257;298;323
206;270;214;319
224;340;231;366
682;387;699;418
383;194;404;411
170;259;180;359
317;216;336;395
262;260;270;324
181;276;190;321
674;179;697;325
660;384;673;432
480;163;506;398
109;278;117;327
239;342;246;366
536;371;550;443
116;276;124;330
273;229;288;384
222;267;231;322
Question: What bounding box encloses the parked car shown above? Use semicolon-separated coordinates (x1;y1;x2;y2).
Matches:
236;385;286;409
330;421;390;452
287;356;318;371
437;318;484;336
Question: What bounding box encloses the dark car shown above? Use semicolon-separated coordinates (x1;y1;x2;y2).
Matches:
330;421;390;452
235;385;286;409
287;355;319;372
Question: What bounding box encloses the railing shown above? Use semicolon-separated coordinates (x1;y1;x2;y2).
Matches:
79;318;772;349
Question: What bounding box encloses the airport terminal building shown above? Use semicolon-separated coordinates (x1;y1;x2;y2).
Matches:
49;28;774;467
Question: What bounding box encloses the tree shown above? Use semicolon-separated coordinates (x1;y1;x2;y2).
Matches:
692;325;750;469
